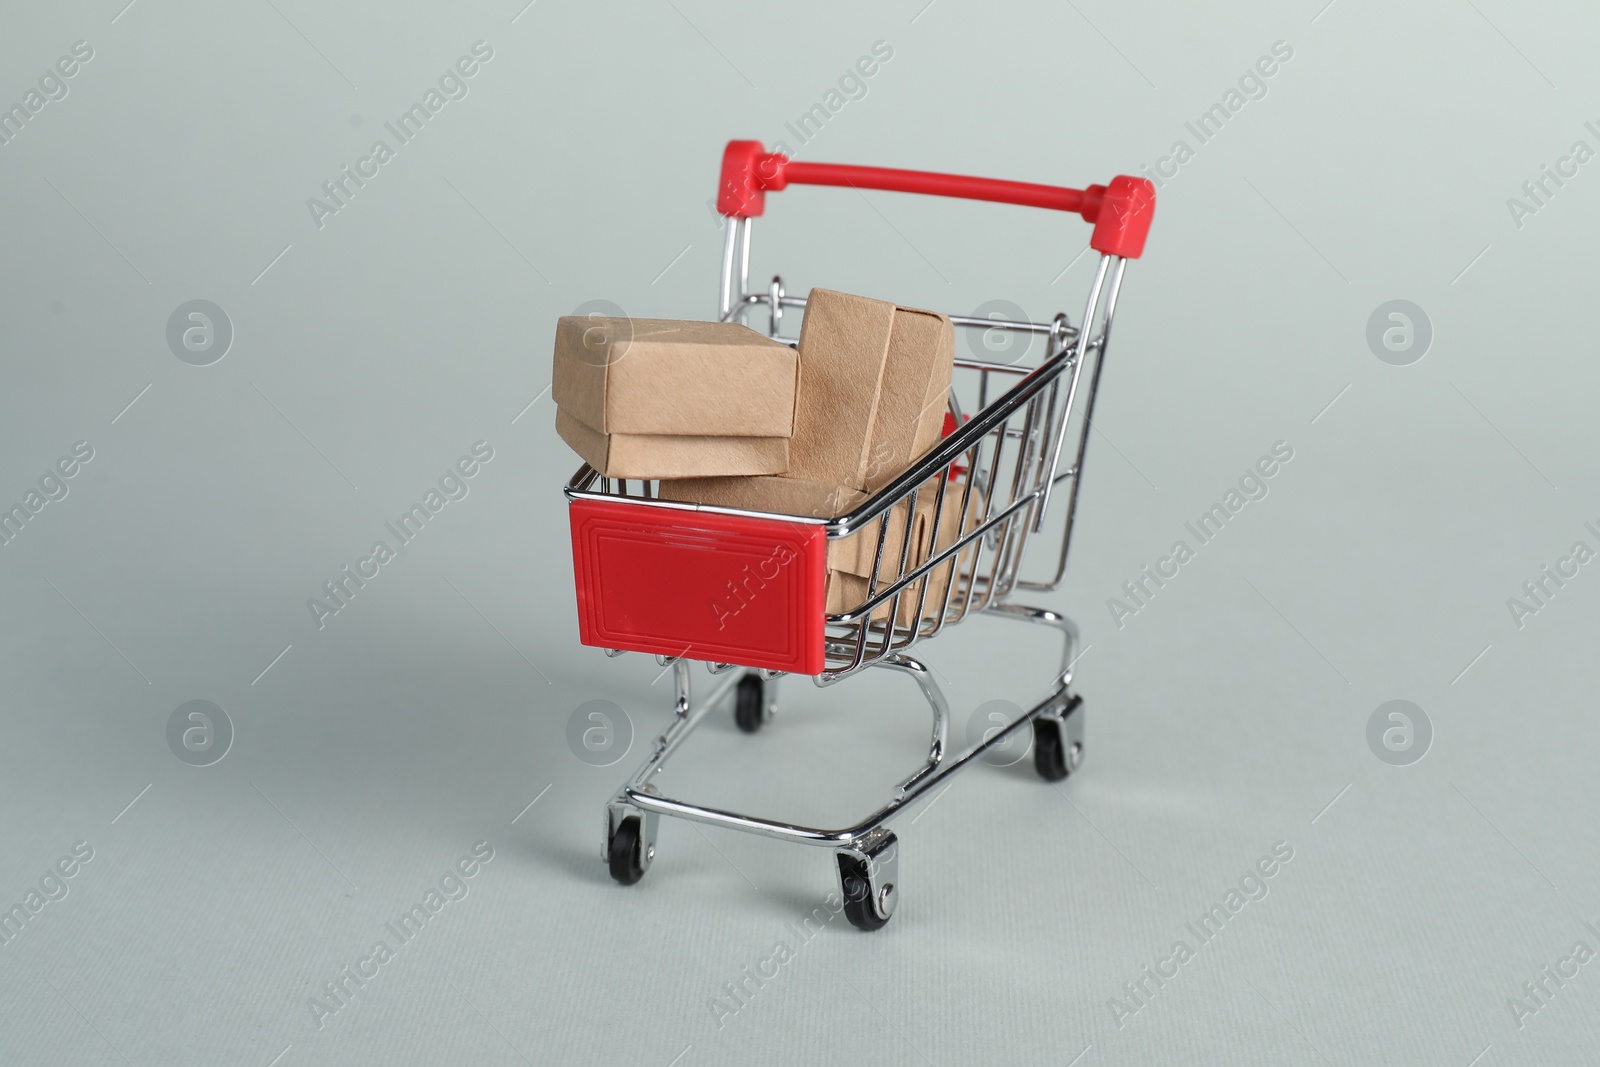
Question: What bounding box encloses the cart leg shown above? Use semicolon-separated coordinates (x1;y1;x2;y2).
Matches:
876;654;948;793
761;672;780;723
984;603;1086;781
601;658;742;883
835;827;899;932
984;602;1080;689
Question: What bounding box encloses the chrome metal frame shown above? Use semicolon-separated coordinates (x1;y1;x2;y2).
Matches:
605;608;1082;849
568;203;1128;921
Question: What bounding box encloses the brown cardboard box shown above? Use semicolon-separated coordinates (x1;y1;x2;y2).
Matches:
822;501;934;625
862;305;955;493
552;317;798;478
828;572;898;623
787;291;893;490
917;481;982;622
828;479;943;579
826;554;942;625
825;568;882;619
790;290;954;491
557;410;789;480
660;471;981;627
828;560;952;628
659;474;863;520
660;474;929;626
660;474;930;581
827;483;982;626
658;475;870;576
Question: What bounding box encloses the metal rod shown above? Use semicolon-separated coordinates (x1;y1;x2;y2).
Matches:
623;679;1065;846
1034;255;1112;531
821;347;1077;535
622;668;742;792
738;217;752;305
717;218;739;321
1032;258;1127;577
985;602;1081;690
732;293;1072;339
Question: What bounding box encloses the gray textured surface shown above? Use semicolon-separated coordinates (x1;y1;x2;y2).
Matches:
3;1;1598;1064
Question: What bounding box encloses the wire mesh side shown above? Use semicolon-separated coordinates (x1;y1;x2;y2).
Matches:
819;351;1076;676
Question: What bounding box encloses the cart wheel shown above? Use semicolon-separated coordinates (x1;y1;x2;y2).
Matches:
734;673;765;733
837;832;898;932
1034;694;1085;782
607;815;650;885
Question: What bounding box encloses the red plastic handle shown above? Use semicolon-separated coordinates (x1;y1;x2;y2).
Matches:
716;140;1155;259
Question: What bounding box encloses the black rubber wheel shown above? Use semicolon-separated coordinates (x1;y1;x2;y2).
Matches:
1033;695;1084;782
839;854;891;932
734;673;765;733
607;816;646;885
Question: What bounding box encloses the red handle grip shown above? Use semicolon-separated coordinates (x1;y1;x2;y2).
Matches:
716;140;1155;259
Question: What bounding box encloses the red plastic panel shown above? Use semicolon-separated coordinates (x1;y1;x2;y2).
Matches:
569;499;827;675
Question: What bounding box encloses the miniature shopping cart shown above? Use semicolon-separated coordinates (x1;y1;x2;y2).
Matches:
564;140;1154;930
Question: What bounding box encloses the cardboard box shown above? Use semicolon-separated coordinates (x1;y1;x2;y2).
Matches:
658;475;868;575
828;480;941;579
825;568;882;619
552;317;798;478
557;409;789;480
917;481;982;622
827;559;953;628
827;571;895;623
790;290;954;492
862;305;955;493
660;470;982;628
660;473;927;626
826;564;945;626
658;474;863;520
826;482;982;627
660;474;930;581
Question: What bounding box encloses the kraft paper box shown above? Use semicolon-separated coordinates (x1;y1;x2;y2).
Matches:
659;475;955;625
829;572;939;626
827;550;952;627
825;568;880;619
657;475;870;575
827;484;981;625
556;409;788;481
828;479;942;579
790;289;954;492
659;474;924;580
862;304;954;493
552;317;798;479
825;544;928;622
825;525;945;625
916;481;982;621
659;474;863;519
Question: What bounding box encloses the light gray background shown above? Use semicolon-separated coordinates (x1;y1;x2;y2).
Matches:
2;1;1596;1064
